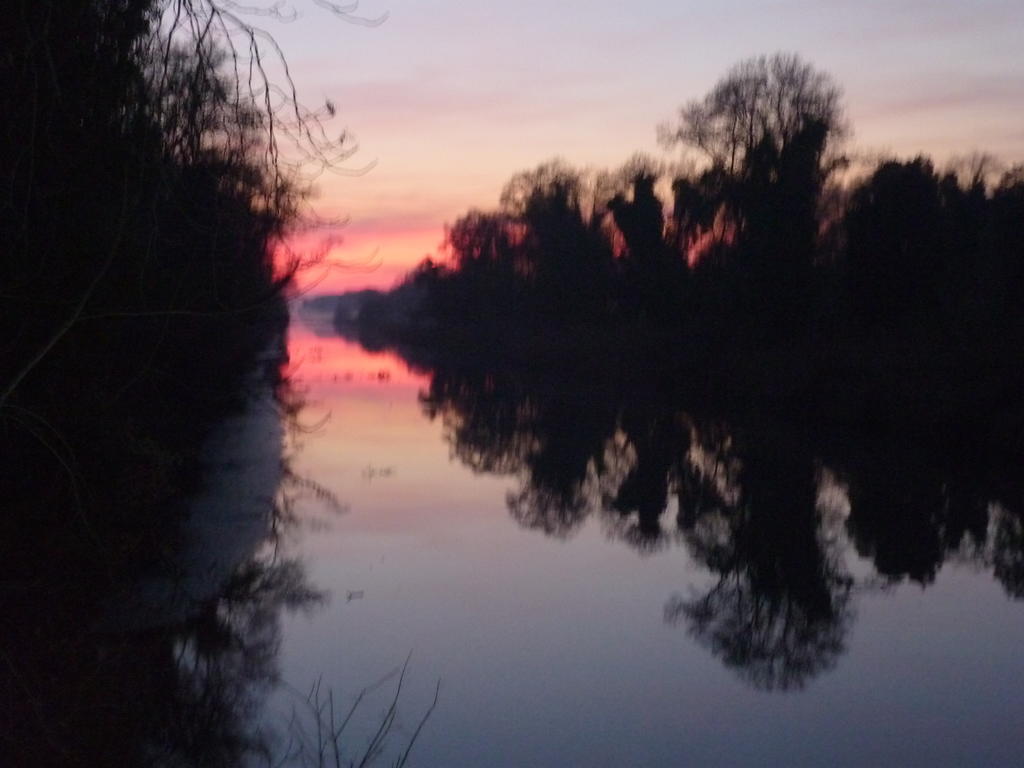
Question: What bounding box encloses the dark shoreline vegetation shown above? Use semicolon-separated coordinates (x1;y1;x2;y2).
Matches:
0;1;351;764
320;55;1024;689
2;2;439;765
1;1;300;580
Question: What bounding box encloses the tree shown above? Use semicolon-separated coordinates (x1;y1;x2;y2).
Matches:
0;0;382;412
661;54;846;311
0;0;384;571
843;158;946;327
660;53;846;177
445;210;520;274
984;167;1024;327
608;170;685;321
498;160;614;320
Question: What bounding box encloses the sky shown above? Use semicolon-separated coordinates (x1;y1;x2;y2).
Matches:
260;0;1024;294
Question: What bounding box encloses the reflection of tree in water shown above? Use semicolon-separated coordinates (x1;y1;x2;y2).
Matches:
841;443;1024;592
416;352;1024;691
605;395;698;552
666;570;850;692
666;427;853;691
2;436;327;766
991;502;1024;598
2;544;323;767
844;450;950;585
422;363;618;538
146;547;325;766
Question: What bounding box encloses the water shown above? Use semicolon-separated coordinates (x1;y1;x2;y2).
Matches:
264;311;1024;767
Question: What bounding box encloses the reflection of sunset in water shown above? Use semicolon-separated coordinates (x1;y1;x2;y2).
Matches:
281;308;489;536
286;309;428;395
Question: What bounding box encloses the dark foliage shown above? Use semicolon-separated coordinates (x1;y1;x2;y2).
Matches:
0;2;316;761
0;1;297;579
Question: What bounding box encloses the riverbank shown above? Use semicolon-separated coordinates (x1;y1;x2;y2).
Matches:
1;296;291;581
0;304;299;765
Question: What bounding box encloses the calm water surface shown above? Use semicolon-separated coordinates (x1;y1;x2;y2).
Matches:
268;313;1024;767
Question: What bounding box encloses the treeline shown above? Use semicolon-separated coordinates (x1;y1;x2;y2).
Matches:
354;54;1024;452
0;1;301;576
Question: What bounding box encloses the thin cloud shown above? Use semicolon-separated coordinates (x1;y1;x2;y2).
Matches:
858;75;1024;120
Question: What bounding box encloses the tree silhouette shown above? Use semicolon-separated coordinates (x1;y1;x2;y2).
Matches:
660;53;846;176
499;161;615;321
844;158;947;330
660;54;847;317
1;0;383;551
608;169;687;322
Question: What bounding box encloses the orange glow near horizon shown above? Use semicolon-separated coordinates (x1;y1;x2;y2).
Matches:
281;224;450;297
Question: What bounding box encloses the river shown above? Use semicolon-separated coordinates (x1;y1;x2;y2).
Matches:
259;308;1024;767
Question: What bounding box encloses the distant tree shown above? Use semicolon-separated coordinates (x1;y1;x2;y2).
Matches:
498;160;614;320
608;171;684;320
843;158;947;328
667;167;732;261
608;173;666;266
500;160;585;220
661;54;847;312
604;153;668;265
445;210;520;275
660;53;846;177
740;116;835;312
983;166;1024;325
607;153;666;195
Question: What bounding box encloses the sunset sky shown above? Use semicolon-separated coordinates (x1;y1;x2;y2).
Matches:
267;0;1024;294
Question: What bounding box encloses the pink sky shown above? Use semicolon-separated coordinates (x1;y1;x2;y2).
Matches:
261;0;1024;295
